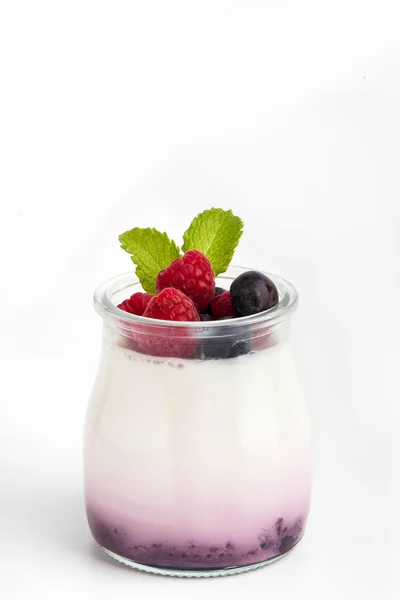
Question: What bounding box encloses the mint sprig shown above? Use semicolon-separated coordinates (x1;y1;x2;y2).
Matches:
182;208;243;276
119;208;244;291
119;228;181;294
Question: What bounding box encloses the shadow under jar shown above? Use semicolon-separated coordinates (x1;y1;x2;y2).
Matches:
84;266;311;577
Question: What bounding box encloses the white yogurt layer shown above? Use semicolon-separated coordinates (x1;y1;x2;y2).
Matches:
85;341;311;540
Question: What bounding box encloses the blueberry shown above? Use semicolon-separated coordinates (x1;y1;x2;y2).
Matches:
200;312;213;321
197;332;252;359
230;271;279;316
214;287;226;297
275;517;284;536
279;536;296;553
196;313;253;359
229;339;251;357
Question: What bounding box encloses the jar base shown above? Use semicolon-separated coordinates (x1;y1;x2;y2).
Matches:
101;544;295;577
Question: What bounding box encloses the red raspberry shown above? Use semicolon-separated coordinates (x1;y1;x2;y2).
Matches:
210;291;237;319
143;288;200;321
156;250;215;311
118;292;153;315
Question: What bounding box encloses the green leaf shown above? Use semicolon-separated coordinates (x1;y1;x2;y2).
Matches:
182;208;244;276
119;228;181;293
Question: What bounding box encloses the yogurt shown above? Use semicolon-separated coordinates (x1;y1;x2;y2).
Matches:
84;338;311;570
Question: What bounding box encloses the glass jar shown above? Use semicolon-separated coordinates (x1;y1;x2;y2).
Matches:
84;266;311;577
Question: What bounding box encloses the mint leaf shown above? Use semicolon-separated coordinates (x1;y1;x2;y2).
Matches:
182;208;243;276
119;228;181;293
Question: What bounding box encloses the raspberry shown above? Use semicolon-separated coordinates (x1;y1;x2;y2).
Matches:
143;288;200;321
120;288;200;358
210;291;236;320
156;250;215;311
118;292;153;315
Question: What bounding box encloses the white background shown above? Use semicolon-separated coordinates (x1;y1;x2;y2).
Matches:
0;1;399;598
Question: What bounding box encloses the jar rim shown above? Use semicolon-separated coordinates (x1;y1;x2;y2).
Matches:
93;266;298;333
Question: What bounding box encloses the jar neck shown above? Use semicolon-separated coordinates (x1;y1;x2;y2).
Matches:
94;266;297;360
94;266;298;334
101;316;291;361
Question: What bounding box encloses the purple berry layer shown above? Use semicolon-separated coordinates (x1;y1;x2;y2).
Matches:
87;506;305;570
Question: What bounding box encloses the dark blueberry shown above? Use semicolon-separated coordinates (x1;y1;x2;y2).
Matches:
230;339;251;357
196;322;252;359
200;312;213;321
199;337;251;359
230;271;279;316
275;517;284;536
225;541;234;550
214;287;227;297
279;536;296;553
259;539;271;550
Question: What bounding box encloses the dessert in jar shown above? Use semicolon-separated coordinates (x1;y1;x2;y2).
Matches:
84;208;311;577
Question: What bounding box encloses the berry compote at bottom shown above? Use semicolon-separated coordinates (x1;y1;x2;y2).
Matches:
84;336;311;571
